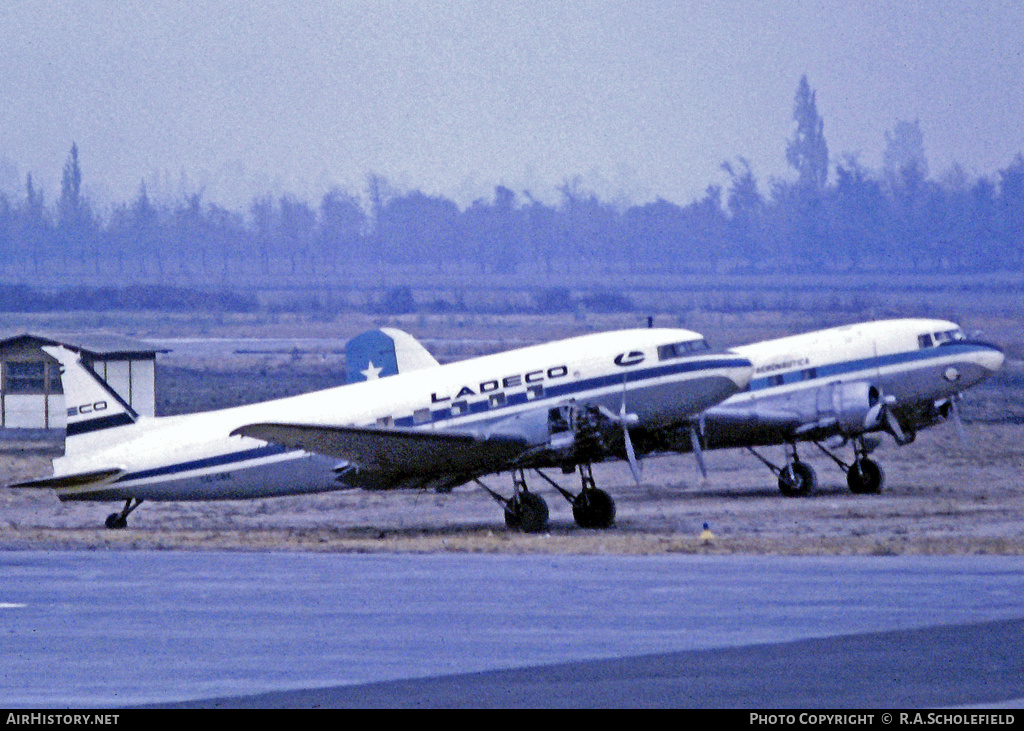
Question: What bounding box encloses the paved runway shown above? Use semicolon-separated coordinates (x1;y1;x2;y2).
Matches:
2;551;1023;708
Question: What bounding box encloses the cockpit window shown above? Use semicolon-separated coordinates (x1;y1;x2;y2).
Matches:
657;339;710;360
922;330;966;349
935;329;966;344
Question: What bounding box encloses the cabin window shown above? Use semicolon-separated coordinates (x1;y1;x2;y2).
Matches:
450;400;467;415
801;367;817;381
413;408;431;424
488;392;506;408
768;374;784;387
526;384;544;400
376;415;393;427
918;334;933;349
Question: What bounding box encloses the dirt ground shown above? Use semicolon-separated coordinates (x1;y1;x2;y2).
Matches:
2;419;1022;556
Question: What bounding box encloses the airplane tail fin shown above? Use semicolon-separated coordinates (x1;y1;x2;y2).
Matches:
43;345;140;457
345;328;439;383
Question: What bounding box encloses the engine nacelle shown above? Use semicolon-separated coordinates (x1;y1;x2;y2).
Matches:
824;380;884;435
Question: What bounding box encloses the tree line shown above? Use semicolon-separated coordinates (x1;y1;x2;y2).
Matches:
1;76;1022;289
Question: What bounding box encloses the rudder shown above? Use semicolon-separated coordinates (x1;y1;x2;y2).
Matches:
43;346;139;453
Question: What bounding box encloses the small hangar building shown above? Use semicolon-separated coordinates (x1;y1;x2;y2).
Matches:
0;333;165;437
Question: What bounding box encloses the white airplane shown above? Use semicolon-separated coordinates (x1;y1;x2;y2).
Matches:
14;327;753;532
628;318;1005;495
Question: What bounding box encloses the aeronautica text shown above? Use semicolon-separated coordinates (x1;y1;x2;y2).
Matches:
754;358;810;375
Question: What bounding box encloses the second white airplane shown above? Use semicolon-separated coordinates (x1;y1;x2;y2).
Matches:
17;327;753;532
628;318;1004;495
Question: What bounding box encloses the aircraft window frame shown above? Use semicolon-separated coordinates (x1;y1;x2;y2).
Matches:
526;384;544;400
450;400;467;415
413;408;431;424
657;339;710;361
376;415;393;427
488;392;506;408
918;334;933;349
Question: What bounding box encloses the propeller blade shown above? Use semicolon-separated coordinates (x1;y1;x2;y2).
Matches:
618;380;642;484
623;423;642;485
864;402;885;430
950;397;968;448
882;407;912;445
689;424;708;478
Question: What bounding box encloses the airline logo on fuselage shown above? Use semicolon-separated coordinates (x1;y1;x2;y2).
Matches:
431;364;569;403
754;357;810;375
614;351;645;366
68;400;109;417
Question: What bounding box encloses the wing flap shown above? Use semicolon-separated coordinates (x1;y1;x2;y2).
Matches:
231;422;530;477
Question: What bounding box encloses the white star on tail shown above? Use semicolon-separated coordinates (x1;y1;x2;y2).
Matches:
361;360;383;380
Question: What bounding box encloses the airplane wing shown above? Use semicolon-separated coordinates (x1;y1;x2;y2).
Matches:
231;422;532;485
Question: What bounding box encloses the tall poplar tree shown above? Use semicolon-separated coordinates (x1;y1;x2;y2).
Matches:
786;76;829;192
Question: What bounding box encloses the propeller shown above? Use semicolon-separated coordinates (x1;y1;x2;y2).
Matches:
881;403;911;444
597;384;643;485
864;386;913;446
949;395;968;448
689;417;708;479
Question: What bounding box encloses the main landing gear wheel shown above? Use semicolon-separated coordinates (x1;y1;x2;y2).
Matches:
848;458;884;494
504;491;550;533
572;488;616;529
778;461;816;497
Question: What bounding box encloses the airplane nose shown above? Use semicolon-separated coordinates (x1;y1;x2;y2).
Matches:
977;342;1006;373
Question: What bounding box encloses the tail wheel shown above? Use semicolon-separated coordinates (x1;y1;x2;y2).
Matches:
848;458;884;494
572;488;616;529
104;513;128;530
778;461;816;497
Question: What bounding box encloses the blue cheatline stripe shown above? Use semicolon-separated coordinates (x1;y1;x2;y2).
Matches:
114;444;292;483
110;356;749;481
66;412;136;436
391;356;749;427
748;342;995;392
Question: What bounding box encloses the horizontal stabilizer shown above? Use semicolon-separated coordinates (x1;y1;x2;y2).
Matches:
11;467;124;490
232;422;528;477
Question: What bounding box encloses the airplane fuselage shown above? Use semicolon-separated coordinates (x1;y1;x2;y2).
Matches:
52;328;752;502
692;318;1004;450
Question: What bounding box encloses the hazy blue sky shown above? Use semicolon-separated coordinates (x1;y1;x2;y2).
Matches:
2;0;1022;210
